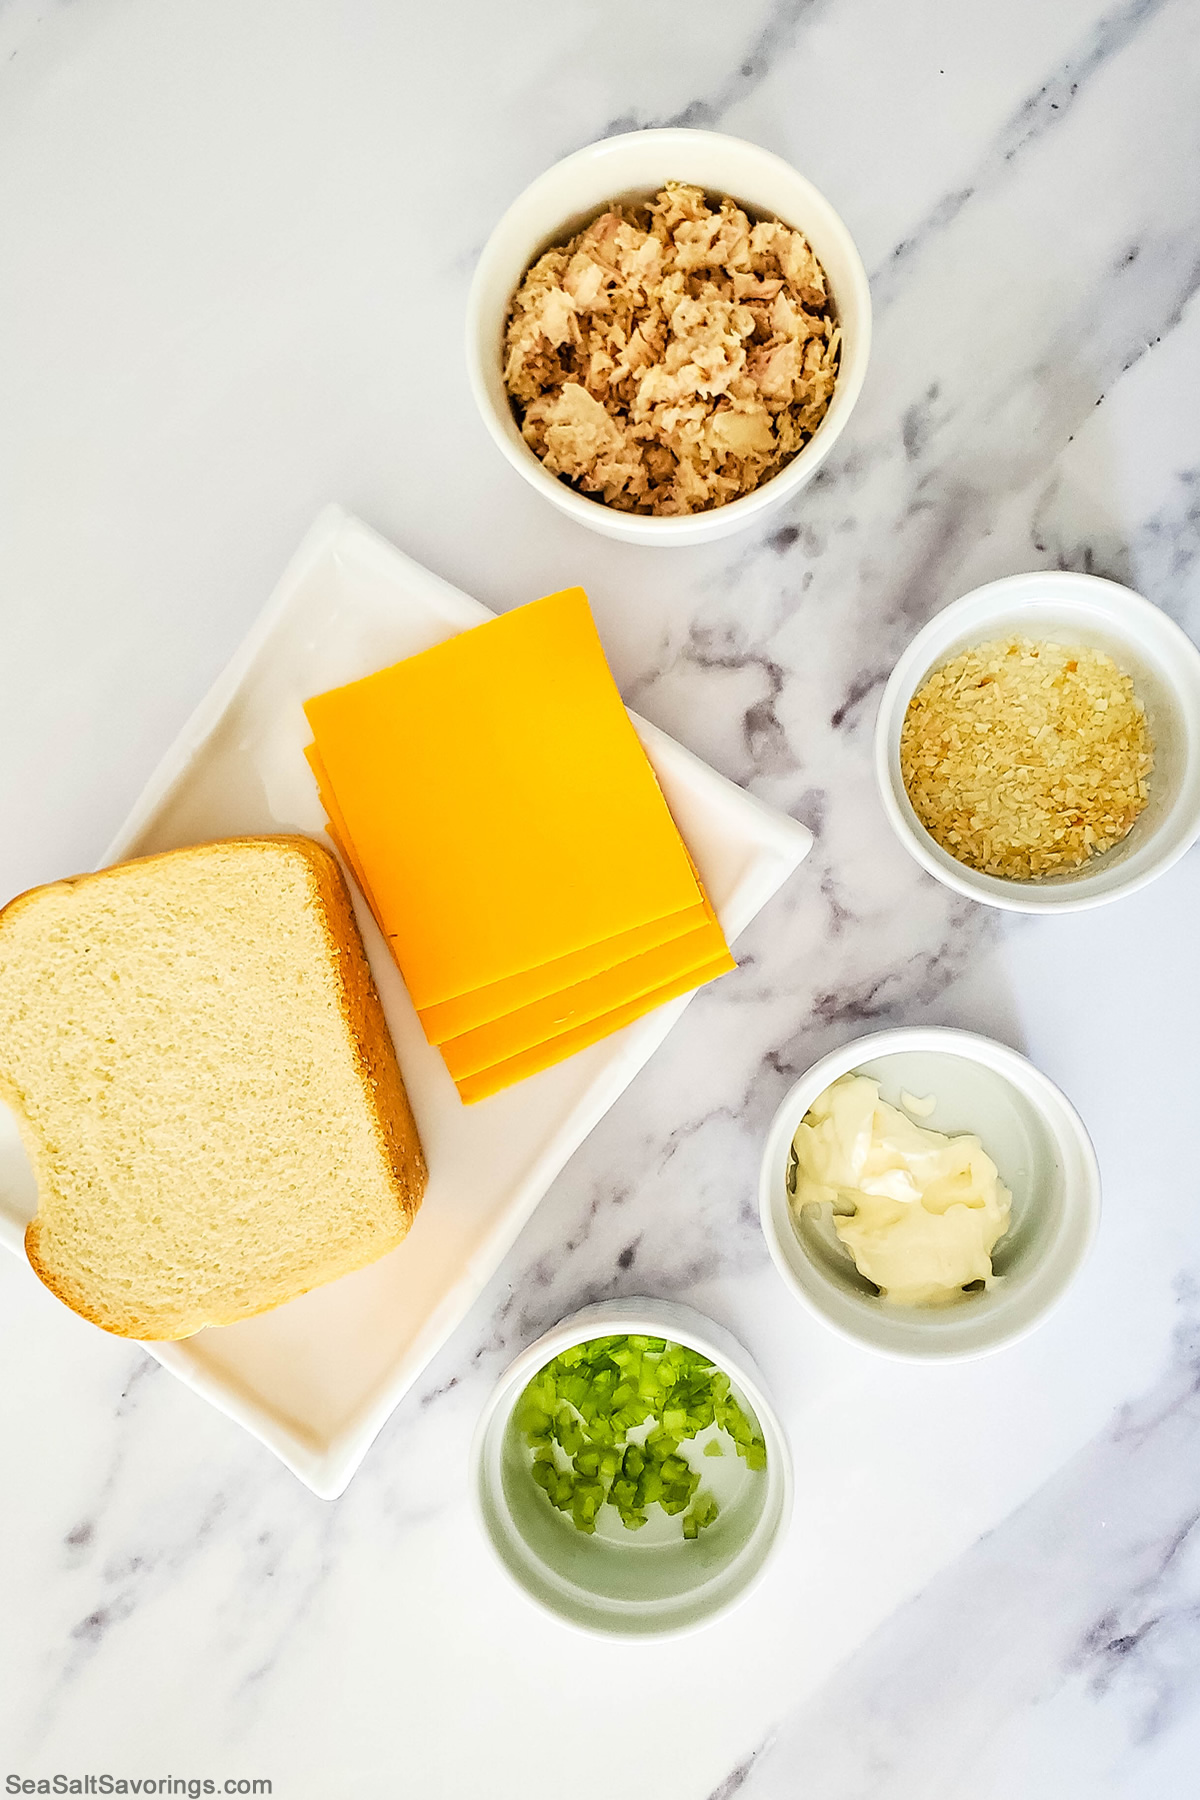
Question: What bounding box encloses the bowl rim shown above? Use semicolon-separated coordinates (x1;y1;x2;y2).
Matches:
469;1295;794;1639
758;1025;1102;1361
465;126;873;542
873;569;1200;914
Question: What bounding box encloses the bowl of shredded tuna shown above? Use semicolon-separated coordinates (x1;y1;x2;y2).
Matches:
467;129;872;546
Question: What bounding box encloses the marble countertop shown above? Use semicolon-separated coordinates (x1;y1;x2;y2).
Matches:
3;0;1200;1794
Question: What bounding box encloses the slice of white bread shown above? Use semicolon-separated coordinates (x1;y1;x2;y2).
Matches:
0;835;427;1340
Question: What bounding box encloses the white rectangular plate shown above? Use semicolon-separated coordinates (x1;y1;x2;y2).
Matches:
0;507;811;1496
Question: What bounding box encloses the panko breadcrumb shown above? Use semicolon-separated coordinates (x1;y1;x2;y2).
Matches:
900;638;1153;880
503;183;840;517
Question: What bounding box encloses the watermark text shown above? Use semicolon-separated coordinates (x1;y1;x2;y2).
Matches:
5;1780;271;1797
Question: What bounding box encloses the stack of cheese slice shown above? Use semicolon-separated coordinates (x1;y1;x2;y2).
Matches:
303;587;734;1104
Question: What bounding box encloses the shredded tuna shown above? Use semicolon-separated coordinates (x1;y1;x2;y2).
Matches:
503;183;841;516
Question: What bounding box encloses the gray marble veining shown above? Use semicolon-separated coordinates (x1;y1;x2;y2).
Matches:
731;1284;1200;1799
2;0;1200;1793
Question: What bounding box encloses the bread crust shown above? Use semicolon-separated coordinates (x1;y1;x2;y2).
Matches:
297;835;429;1221
1;835;428;1340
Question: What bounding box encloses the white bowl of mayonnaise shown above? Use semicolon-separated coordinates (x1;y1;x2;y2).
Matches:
759;1027;1100;1358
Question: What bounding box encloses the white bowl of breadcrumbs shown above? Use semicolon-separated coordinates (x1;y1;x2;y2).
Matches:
466;130;871;546
875;572;1200;913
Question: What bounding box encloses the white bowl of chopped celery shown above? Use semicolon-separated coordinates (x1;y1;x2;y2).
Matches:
471;1298;792;1637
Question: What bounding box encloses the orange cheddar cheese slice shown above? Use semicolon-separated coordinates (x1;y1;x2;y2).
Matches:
418;901;710;1043
439;920;733;1080
303;589;708;1010
308;745;716;1039
454;955;734;1105
303;744;389;928
309;741;716;1035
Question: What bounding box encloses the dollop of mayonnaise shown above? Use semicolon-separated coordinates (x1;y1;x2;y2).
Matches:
789;1074;1012;1307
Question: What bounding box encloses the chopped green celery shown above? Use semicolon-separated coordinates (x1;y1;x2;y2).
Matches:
704;1439;724;1457
683;1494;719;1538
639;1467;664;1504
556;1414;584;1458
572;1481;603;1530
638;1363;664;1399
517;1334;764;1538
726;1400;755;1440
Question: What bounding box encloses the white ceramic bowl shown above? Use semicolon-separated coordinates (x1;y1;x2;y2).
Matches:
759;1028;1100;1359
466;129;871;546
471;1297;792;1637
874;571;1200;912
